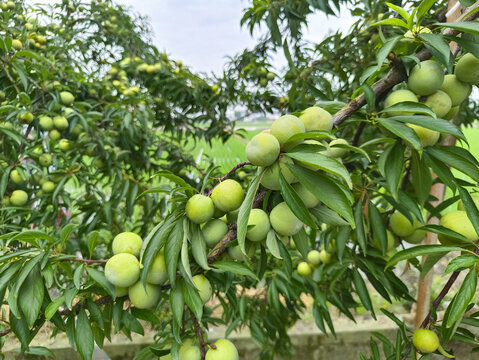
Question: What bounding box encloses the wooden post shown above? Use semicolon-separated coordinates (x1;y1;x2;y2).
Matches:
413;0;461;329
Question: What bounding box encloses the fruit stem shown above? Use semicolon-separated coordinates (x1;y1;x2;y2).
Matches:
437;344;454;358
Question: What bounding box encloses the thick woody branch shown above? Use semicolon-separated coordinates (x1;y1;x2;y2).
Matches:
332;1;479;127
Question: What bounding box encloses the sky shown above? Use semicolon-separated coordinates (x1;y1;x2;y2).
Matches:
114;0;356;74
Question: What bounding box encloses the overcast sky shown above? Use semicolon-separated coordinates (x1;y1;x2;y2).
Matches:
114;0;355;74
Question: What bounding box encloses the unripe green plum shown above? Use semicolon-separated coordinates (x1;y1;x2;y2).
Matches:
297;261;312;276
10;190;28;206
1;197;10;207
192;274;212;304
39;153;53;167
329;138;349;158
373;230;396;250
112;232;143;257
389;211;418;238
299;106;332;132
38;116;54;130
186;194;214;224
211;179;244;212
293;182;320;208
58;139;71;150
205;339;239;360
260;156;296;190
319;249;332;263
307;250;321;266
146;252;167;285
10;169;26;184
202;219;228;247
18;111;34;124
413;329;439;353
49;129;61;140
53;116;69;130
42;181;55;193
270;114;305;150
407;124;439;147
128;281;160;309
179;339;201;360
439;210;478;245
408;60;444;95
270;202;303;236
383;89;418;116
226;208;239;224
404;229;426;244
440;74;472;106
245;133;280;167
60;91;75;105
246;208;270;242
422;90;452;118
115;286;129;297
443;105;459;120
105;253;140;287
12;39;22;50
457;194;479;211
455;53;479;85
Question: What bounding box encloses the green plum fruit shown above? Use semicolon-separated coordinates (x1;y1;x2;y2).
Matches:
105;253;140;287
413;329;439;353
293;182;320;208
319;249;332;263
443;105;459;120
299;106;333;132
455;53;479;85
112;232;143;257
270;114;305;150
389;211;418;238
42;181;55;193
297;261;312;276
440;74;472;106
202;219;228;248
438;210;478;245
49;129;61;140
383;89;418;116
307;250;321;266
205;339;239;360
329;138;349;158
404;229;426;244
60;91;75;105
270;202;303;236
39;153;53;167
457;194;479;211
10;169;26;184
407;124;439;147
211;179;244;212
53;116;69;130
192;274;212;304
246;208;271;242
10;190;28;206
146;252;168;285
186;194;215;224
260;156;296;190
128;281;160;309
179;339;201;360
422;90;452;118
245;133;280;167
115;286;129;297
38;116;54;130
408;60;444;95
373;230;396;250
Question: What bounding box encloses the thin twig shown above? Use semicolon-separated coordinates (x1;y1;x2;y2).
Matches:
352;122;366;146
205;161;251;196
192;311;207;359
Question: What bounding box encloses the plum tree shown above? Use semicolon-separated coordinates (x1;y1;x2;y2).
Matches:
269;202;303;236
205;339;239;360
246;208;271;242
270;114;305;149
298;106;333;132
186;194;215;224
202;219;229;247
146;252;168;284
112;232;143;257
245;133;280;167
454;53;479;85
192;275;213;304
128;281;161;309
104;253;140;288
407;60;444;95
211;179;244;212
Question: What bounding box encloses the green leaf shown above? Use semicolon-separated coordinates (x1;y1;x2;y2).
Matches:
426;146;479;182
421;224;472;245
18;265;44;328
457;185;479;238
151;170;195;192
419;33;453;72
310;205;349;226
75;309;94;360
376;36;402;71
369;202;387;255
287;165;355;227
434;21;479;36
387;116;466;141
376;118;422;150
45;296;65;321
180;220;193;285
85;267;115;298
279;171;316;228
60;224;76;246
354;200;367;255
10;312;30;351
416;0;436;21
362;83;376;111
410;150;432;205
212;260;258;280
385;3;410;21
190;224;210;270
336;226;351;262
446;268;477;328
387;245;467;267
380;101;436;118
165;220;184;286
385;141;404;197
169;284;184;342
287;150;352;188
10;230;53;245
122;311;144;335
292;228;310;259
372;19;409;29
265;230;282;259
353;269;376;319
237;172;262;254
13;255;45;297
182;280;203;321
444;255;479;275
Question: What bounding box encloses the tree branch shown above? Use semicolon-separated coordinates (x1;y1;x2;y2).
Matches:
332;1;479;127
192;311;207;359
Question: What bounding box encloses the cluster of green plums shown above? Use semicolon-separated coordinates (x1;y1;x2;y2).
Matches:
383;53;479;146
